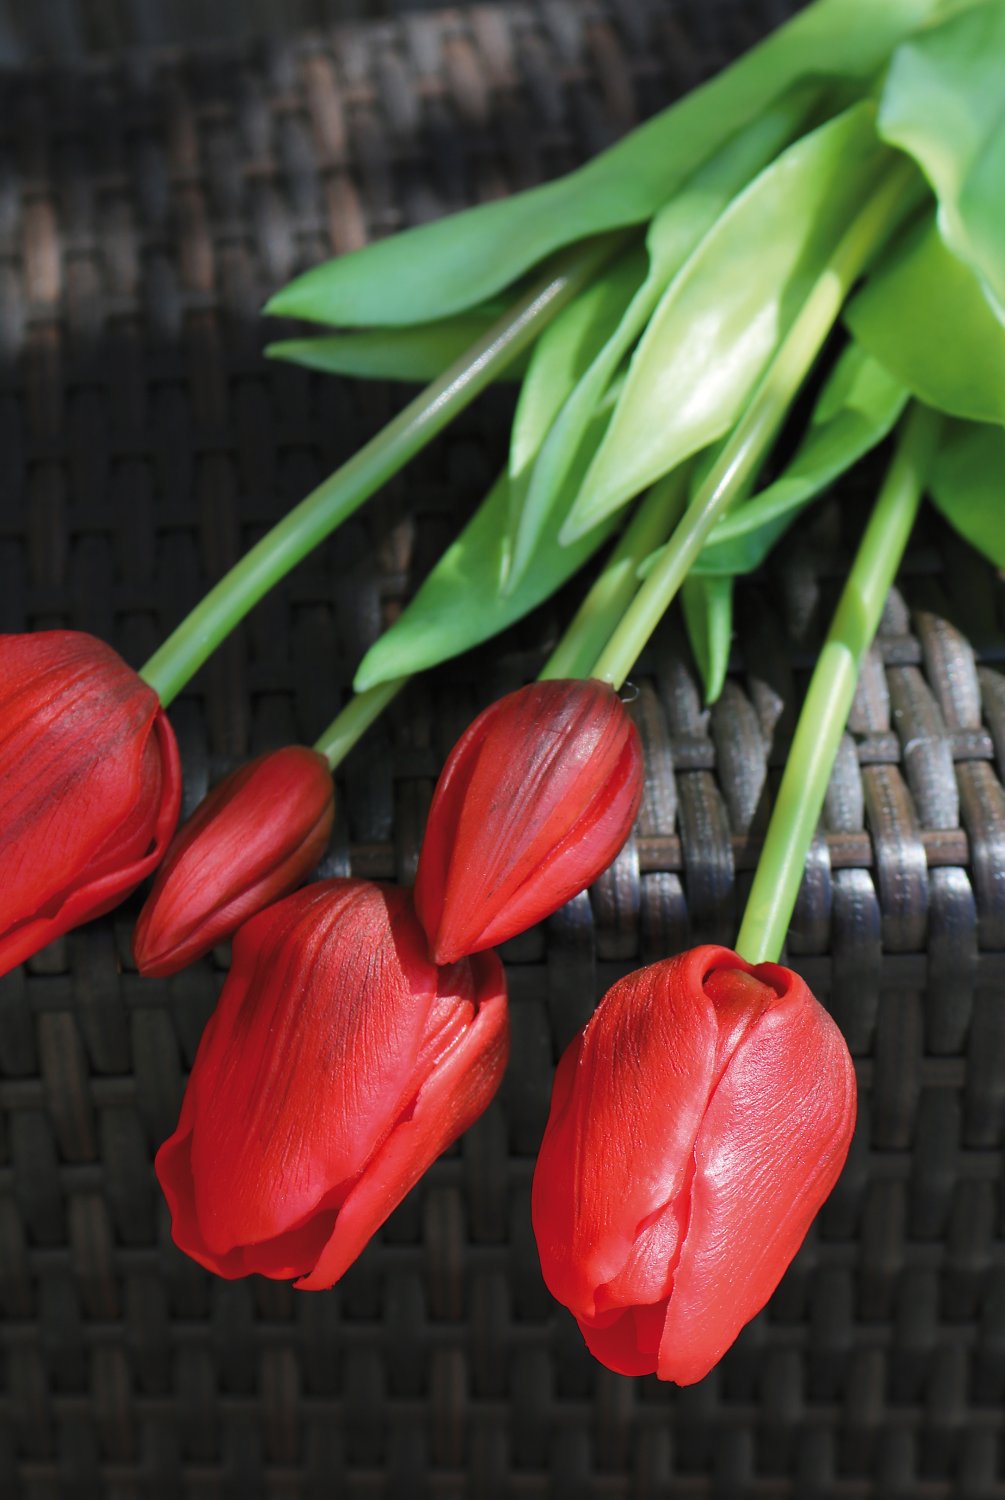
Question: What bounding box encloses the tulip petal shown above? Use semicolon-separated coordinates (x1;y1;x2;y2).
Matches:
592;1182;692;1317
295;949;509;1289
157;1078;342;1281
533;947;739;1321
415;678;643;962
179;881;441;1257
578;1301;669;1378
533;946;856;1385
0;708;181;974
134;746;334;975
161;949;508;1285
656;964;856;1385
0;633;170;939
157;881;510;1287
463;735;643;955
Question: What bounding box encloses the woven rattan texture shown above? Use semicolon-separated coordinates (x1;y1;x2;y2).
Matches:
0;2;1003;1497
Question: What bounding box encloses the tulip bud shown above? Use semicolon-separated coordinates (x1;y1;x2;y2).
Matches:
134;746;335;976
0;630;181;975
157;878;509;1286
532;945;856;1384
414;678;643;963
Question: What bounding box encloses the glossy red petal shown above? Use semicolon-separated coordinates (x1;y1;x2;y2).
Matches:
295;948;509;1289
657;963;856;1385
179;881;440;1257
415;679;643;963
156;881;510;1286
0;633;166;935
532;947;737;1322
158;1118;343;1281
578;1302;669;1378
0;704;181;975
134;746;334;975
533;947;856;1384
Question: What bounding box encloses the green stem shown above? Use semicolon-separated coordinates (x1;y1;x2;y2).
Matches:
312;676;408;769
539;467;689;681
734;402;941;966
590;159;921;691
139;232;626;707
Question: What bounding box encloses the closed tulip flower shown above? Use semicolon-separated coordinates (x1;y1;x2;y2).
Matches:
134;746;335;976
532;945;856;1385
157;878;509;1286
414;678;643;964
0;630;181;976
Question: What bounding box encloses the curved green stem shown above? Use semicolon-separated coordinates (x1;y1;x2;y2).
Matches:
539;467;689;681
589;159;921;691
312;676;408;769
734;402;941;966
139;232;626;707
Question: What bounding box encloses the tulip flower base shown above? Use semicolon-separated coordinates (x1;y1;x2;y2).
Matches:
2;11;1005;1500
534;946;856;1385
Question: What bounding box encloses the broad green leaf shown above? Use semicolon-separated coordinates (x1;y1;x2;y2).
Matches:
682;575;734;704
508;244;647;483
265;305;527;383
845;215;1005;422
562;103;890;540
879;0;1005;320
505;88;816;592
929;420;1005;568
692;342;909;575
266;0;946;328
353;411;619;691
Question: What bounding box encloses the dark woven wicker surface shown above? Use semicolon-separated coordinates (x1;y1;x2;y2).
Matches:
0;2;1003;1496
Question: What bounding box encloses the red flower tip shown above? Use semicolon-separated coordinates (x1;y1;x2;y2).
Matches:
156;878;509;1286
532;945;856;1384
0;630;181;975
134;745;335;976
414;678;643;963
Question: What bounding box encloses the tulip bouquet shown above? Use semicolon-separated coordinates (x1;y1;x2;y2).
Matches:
1;0;1003;1388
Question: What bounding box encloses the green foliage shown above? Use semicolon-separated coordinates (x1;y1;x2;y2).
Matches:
879;0;1005;319
503;90;815;592
561;104;889;540
262;0;1002;713
504;246;647;564
692;342;909;576
845;216;1005;421
264;0;944;329
353;409;619;691
681;575;734;704
929;419;1005;567
265;305;525;383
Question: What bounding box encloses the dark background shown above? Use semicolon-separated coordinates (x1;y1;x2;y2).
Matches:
0;0;468;61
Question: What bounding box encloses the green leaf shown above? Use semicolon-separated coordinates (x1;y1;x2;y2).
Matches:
353;412;619;691
879;0;1005;320
508;244;647;484
929;419;1005;568
845;214;1005;422
505;88;816;592
562;103;890;539
266;306;527;383
692;342;909;575
681;575;734;704
266;0;945;328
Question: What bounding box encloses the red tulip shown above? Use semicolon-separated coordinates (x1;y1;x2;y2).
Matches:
134;746;335;976
532;945;856;1385
157;878;509;1286
0;630;181;975
414;678;643;963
